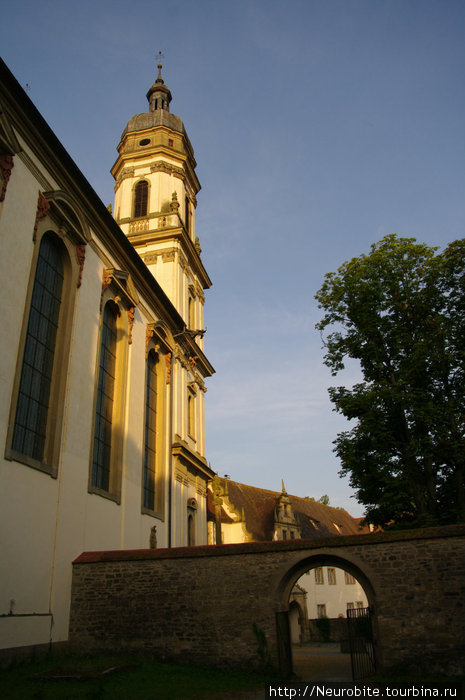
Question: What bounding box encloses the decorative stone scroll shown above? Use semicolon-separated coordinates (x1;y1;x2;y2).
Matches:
32;192;50;242
76;244;86;288
127;306;135;344
0;153;14;202
164;352;172;384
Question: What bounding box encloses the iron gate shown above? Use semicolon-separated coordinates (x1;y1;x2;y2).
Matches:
347;606;376;681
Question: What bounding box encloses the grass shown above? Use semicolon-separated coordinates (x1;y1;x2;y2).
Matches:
0;652;276;699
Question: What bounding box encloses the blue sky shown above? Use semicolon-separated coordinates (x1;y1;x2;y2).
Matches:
2;0;464;515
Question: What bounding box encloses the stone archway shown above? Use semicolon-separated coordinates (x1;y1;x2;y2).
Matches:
272;551;377;678
70;525;465;677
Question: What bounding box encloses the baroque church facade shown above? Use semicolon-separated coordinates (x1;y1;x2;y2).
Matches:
0;58;214;653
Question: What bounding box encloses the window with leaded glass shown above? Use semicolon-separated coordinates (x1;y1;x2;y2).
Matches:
143;350;158;510
12;233;63;462
91;302;117;491
134;180;148;218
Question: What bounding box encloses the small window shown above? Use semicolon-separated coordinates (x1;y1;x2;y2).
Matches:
345;572;356;585
188;294;195;329
139;138;151;147
315;567;324;585
355;601;364;609
317;604;327;619
347;602;355;612
187;389;196;439
134;180;148;218
185;196;190;233
327;567;336;585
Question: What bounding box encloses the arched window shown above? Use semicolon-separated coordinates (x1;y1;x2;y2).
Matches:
133;180;148;218
11;233;64;463
91;302;118;492
143;350;158;511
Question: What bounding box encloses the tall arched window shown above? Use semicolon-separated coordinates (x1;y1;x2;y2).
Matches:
91;302;118;491
143;350;158;511
12;233;64;463
134;180;148;218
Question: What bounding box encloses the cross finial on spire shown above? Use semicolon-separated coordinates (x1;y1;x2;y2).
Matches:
156;51;164;82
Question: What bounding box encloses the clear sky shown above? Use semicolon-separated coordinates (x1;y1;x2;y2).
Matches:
2;0;464;516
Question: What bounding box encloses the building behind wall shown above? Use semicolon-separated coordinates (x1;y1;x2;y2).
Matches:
0;58;214;655
208;477;370;642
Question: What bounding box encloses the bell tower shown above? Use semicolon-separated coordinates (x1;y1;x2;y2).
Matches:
111;56;211;340
111;58;215;546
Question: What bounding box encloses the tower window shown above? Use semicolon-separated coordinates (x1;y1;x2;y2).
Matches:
134;180;148;218
187;389;196;439
139;138;150;147
185;196;190;233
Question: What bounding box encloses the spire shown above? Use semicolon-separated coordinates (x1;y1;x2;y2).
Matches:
281;479;287;494
146;51;172;112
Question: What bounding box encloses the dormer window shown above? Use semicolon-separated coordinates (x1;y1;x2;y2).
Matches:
134;180;148;218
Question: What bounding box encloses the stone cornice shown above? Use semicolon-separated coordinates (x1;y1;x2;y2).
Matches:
127;225;212;290
172;439;215;480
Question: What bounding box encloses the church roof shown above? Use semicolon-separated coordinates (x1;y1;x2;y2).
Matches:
208;479;369;541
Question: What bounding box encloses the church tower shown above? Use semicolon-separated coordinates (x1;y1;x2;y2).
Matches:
111;57;210;330
111;58;214;546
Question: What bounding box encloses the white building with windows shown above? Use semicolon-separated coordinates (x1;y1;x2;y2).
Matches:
298;566;368;620
0;57;214;655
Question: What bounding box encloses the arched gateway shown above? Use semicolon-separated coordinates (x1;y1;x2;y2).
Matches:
272;551;376;677
70;524;465;678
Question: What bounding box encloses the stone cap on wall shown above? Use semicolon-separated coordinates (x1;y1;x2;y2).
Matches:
73;523;465;564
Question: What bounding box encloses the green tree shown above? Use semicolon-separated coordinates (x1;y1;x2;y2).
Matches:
315;235;465;528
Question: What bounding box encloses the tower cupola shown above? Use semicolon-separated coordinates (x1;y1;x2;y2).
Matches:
146;57;172;113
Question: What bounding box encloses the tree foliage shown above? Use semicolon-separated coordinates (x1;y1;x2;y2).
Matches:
315;235;465;528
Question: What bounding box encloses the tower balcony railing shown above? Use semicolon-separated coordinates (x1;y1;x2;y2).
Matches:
129;219;150;234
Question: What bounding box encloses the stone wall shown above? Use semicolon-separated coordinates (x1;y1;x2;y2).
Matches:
69;524;465;676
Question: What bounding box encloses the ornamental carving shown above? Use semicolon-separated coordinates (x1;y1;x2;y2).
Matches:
150;162;184;179
146;326;155;358
115;167;135;187
164;352;172;384
162;251;175;262
33;192;50;242
170;191;180;212
0;153;14;202
143;253;158;265
76;244;86;288
127;306;135;344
